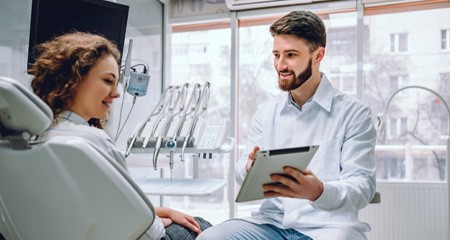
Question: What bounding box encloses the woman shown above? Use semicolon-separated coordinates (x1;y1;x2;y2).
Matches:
28;32;211;240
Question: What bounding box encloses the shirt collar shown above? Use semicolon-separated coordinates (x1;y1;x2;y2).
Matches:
288;92;312;111
58;111;89;126
313;73;333;113
281;73;333;113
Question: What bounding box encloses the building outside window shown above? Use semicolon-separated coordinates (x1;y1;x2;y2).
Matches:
388;117;408;138
389;74;409;96
441;29;450;50
328;27;356;56
390;32;409;53
437;72;450;138
330;73;356;97
441;72;450;94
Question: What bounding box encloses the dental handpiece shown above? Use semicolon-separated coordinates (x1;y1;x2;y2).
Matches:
179;84;203;161
164;83;189;178
180;82;210;161
166;83;201;165
142;86;176;149
152;136;162;170
125;86;173;157
152;86;182;170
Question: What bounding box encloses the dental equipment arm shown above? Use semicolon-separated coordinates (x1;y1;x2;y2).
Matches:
180;82;211;162
162;83;189;178
165;83;202;154
174;83;202;138
151;86;182;170
141;86;176;149
125;86;173;157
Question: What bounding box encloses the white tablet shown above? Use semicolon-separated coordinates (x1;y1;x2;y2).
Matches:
235;145;319;203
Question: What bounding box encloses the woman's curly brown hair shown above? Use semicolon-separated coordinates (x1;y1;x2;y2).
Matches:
28;32;121;128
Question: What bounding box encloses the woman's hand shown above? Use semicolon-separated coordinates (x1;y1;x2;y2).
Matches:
160;217;173;227
156;207;202;234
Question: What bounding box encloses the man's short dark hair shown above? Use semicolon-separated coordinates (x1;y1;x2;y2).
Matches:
270;10;327;52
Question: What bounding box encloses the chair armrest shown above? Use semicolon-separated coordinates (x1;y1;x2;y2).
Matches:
370;191;381;204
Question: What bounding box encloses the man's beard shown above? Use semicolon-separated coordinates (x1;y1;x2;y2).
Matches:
278;58;312;91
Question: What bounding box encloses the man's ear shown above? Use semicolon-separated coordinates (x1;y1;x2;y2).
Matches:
314;47;325;63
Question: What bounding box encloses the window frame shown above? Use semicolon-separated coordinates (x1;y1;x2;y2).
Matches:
441;29;450;51
390;32;409;54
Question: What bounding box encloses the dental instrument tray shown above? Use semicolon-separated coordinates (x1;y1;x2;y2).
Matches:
235;145;319;203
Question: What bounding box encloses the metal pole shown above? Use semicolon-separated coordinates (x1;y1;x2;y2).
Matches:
229;10;239;219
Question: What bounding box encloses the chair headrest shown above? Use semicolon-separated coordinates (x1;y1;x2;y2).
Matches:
0;76;53;136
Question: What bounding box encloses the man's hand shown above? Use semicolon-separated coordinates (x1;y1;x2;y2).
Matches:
262;167;324;201
246;146;260;172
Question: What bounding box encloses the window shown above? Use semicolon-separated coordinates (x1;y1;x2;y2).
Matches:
364;4;449;182
239;24;280;147
388;117;408;137
441;29;450;50
328;27;356;55
441;72;450;102
170;27;232;223
390;33;409;53
439;118;449;137
437;73;450;138
440;72;450;89
389;74;409;95
173;45;189;57
330;73;356;97
379;156;405;180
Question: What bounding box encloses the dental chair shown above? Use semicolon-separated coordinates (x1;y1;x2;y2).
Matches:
0;76;155;240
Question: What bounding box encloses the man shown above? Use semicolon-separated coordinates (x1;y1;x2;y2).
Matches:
197;10;376;240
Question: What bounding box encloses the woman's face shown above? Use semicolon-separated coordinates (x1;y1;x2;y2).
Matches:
69;54;120;121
